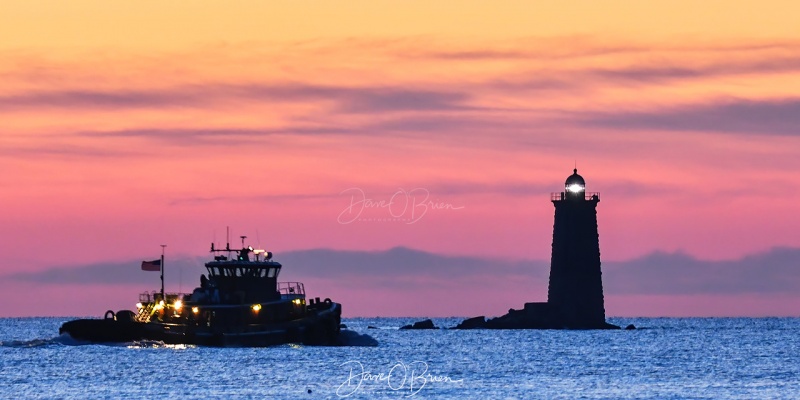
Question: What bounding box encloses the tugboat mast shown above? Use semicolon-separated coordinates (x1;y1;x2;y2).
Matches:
160;244;166;304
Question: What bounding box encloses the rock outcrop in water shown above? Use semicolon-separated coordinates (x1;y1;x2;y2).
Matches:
456;169;620;330
400;319;437;330
337;329;379;346
454;316;486;329
455;302;618;330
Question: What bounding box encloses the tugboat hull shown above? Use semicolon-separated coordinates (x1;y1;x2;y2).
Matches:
59;318;147;343
60;302;342;347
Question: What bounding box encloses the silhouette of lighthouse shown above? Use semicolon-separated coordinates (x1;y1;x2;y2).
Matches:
454;168;618;330
547;168;607;328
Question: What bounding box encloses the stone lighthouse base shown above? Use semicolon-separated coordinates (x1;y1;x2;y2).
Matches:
454;302;620;330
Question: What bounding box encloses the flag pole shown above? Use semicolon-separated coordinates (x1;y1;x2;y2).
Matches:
160;244;166;304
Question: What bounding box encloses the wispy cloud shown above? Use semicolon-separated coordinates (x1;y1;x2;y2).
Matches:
0;83;474;114
6;247;546;294
582;98;800;136
581;56;800;83
239;84;476;113
0;89;206;110
78;126;356;143
161;178;672;209
4;37;800;147
5;38;800;116
0;143;140;159
401;37;800;62
8;257;208;286
605;247;800;295
9;246;800;296
166;192;339;206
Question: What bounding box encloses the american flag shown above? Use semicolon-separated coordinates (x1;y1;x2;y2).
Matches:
141;259;161;272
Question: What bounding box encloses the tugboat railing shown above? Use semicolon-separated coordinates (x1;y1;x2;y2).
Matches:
277;282;305;297
135;302;155;323
139;291;191;304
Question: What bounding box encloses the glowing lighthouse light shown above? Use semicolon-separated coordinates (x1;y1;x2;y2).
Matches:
567;183;584;193
564;168;586;194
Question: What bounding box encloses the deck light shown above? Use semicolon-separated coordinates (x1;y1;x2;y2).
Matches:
174;300;183;310
293;299;302;305
191;307;199;314
252;304;262;312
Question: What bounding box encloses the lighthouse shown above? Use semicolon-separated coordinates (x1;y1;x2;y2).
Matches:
454;168;618;330
547;169;607;328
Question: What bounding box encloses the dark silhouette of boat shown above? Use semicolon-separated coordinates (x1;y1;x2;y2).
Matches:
60;238;342;346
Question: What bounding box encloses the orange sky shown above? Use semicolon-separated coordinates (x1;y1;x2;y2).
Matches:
1;2;800;317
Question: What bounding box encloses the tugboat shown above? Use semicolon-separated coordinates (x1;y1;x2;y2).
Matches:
60;237;342;346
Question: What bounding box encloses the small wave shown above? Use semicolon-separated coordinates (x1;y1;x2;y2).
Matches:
337;329;379;347
1;334;183;349
58;334;181;349
0;334;70;348
53;333;92;346
0;338;52;348
3;333;374;348
0;333;97;347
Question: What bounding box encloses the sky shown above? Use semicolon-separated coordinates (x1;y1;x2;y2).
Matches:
1;1;799;317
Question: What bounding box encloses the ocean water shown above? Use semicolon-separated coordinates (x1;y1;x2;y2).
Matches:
1;317;798;399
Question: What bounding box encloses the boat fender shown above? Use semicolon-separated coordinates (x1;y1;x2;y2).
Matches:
324;298;332;304
104;310;116;320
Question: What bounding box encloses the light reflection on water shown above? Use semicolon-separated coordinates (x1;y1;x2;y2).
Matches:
126;342;196;350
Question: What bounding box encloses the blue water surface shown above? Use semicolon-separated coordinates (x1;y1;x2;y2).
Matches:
1;317;798;399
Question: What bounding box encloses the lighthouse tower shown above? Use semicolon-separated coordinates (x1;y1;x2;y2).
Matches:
453;168;618;330
547;169;607;328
